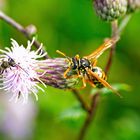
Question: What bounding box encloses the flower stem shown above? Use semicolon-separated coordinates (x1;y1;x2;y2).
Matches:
118;14;132;35
72;89;91;113
77;94;99;140
105;20;118;75
0;10;49;58
105;15;132;75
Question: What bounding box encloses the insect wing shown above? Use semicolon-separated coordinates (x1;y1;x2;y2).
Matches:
88;69;122;98
84;37;119;61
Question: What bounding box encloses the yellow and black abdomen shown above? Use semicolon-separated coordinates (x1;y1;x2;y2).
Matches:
91;66;107;88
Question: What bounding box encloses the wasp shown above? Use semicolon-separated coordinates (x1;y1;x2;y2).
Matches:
56;37;122;97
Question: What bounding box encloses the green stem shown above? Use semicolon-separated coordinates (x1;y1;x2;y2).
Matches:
72;89;91;113
0;10;49;58
105;20;118;75
77;94;99;140
118;14;132;35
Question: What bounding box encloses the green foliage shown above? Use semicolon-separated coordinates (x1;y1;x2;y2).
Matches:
58;105;86;128
0;0;140;140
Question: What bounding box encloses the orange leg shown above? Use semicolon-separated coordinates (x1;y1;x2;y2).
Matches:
86;79;96;88
64;68;82;79
63;68;87;90
88;69;122;98
68;74;87;89
80;77;87;89
73;76;86;90
63;67;71;78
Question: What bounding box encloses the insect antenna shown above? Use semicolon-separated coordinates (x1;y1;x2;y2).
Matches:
56;50;71;61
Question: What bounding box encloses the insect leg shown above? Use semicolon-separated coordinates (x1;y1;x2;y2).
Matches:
63;67;72;78
64;68;82;79
88;69;122;98
86;79;96;88
79;77;86;89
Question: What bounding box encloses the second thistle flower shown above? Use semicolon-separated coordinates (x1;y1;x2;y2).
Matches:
94;0;128;21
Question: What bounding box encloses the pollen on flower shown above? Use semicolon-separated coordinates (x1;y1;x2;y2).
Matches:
0;38;47;103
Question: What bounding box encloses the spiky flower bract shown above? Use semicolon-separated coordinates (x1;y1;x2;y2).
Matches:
38;58;79;89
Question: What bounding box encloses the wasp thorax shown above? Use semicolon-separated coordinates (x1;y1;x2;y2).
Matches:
79;58;91;69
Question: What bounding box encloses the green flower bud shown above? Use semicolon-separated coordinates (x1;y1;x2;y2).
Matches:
94;0;128;21
127;0;140;13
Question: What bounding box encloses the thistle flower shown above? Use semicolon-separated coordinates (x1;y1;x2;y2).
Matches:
94;0;127;21
0;39;78;103
0;38;47;103
37;58;79;89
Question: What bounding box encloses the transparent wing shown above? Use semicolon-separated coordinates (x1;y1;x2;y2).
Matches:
84;37;119;61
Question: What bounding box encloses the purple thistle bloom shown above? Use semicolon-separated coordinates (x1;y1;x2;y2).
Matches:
0;38;78;103
0;38;47;103
38;58;78;89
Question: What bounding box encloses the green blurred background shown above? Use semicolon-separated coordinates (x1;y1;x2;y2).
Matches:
0;0;140;140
